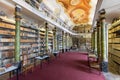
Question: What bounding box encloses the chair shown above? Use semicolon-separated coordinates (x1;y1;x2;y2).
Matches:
86;48;98;66
89;57;101;75
88;51;98;67
22;54;34;75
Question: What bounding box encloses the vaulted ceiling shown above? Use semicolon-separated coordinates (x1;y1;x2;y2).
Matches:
57;0;91;24
97;0;120;23
93;0;120;27
1;0;120;35
43;0;120;31
57;0;98;25
43;0;98;29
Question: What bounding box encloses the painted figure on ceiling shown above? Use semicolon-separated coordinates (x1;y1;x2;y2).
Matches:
57;0;91;24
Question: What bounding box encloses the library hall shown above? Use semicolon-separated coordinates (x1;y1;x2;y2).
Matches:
0;0;120;80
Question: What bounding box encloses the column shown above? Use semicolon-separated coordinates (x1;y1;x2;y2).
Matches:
97;20;100;58
94;28;97;52
53;27;57;51
67;34;70;51
105;25;108;62
0;36;1;66
45;23;49;53
62;31;64;53
91;30;95;51
38;28;40;56
69;35;73;48
57;34;59;51
99;9;108;72
15;5;22;62
65;33;68;52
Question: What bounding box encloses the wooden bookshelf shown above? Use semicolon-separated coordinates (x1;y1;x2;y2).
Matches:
0;20;40;68
40;30;45;53
48;32;53;52
108;20;120;75
20;25;39;66
0;21;15;67
39;30;53;54
57;34;62;51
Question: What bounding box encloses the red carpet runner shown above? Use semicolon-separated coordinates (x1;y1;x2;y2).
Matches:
10;52;105;80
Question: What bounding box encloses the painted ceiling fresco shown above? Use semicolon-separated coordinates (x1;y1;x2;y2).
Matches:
57;0;91;24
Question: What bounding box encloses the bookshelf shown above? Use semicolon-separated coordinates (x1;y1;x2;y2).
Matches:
20;25;39;66
57;34;62;51
0;19;41;68
39;29;53;54
108;20;120;75
0;21;15;67
48;31;53;53
40;30;45;54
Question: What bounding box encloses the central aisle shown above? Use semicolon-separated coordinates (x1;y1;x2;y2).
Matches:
11;52;105;80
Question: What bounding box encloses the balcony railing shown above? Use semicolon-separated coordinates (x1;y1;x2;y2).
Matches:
24;0;74;30
9;0;79;35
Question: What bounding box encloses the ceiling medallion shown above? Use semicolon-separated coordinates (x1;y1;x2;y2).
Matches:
70;0;80;5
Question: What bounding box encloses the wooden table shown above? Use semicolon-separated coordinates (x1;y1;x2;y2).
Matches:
35;55;50;68
0;66;18;80
53;51;59;57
